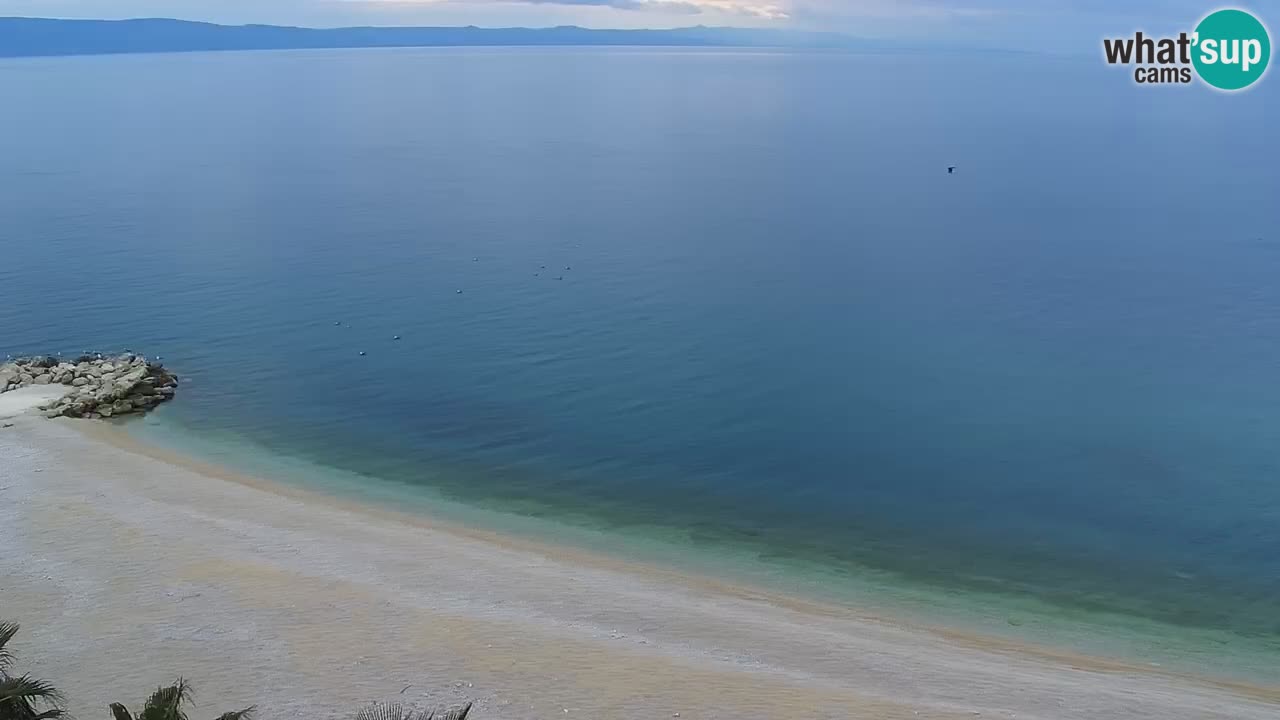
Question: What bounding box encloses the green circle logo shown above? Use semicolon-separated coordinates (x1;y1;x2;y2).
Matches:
1193;9;1271;90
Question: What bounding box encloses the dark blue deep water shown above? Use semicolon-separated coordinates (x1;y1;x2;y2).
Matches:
3;48;1279;647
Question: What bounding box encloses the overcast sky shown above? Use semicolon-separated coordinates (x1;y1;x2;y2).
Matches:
0;0;1271;50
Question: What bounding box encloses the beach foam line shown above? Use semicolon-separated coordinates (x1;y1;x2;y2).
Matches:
1;417;1277;720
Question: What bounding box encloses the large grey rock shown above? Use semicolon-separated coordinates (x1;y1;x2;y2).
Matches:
116;373;146;394
11;351;176;420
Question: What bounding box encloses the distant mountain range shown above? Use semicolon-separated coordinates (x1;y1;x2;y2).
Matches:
0;17;868;58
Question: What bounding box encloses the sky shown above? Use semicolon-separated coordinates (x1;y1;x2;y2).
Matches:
0;0;1274;50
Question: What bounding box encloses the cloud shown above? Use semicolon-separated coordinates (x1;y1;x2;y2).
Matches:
0;0;1257;48
404;0;790;20
509;0;704;14
0;0;788;27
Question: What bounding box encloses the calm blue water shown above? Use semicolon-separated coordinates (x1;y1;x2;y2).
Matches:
2;48;1278;647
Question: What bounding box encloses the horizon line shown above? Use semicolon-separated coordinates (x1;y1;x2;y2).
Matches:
0;16;1054;58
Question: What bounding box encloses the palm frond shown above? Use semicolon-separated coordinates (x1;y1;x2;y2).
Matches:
352;701;471;720
110;702;136;720
138;678;193;720
0;674;65;720
0;675;63;704
354;702;410;720
213;707;256;720
0;622;19;671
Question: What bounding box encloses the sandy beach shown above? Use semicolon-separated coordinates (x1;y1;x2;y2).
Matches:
1;416;1277;720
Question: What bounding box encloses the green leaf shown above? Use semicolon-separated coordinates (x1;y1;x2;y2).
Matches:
352;702;471;720
138;679;193;720
354;703;408;720
0;622;19;671
0;675;63;704
0;674;64;720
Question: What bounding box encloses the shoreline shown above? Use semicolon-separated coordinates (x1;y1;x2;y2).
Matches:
119;412;1280;683
2;415;1278;719
89;419;1280;694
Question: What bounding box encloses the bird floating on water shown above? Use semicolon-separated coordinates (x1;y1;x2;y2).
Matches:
359;351;366;356
334;321;341;326
947;166;956;174
456;289;463;294
393;335;401;341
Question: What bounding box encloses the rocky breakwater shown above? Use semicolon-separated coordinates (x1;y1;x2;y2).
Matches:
0;354;178;419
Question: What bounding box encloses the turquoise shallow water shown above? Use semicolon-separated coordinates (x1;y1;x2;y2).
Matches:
2;47;1279;675
127;411;1280;683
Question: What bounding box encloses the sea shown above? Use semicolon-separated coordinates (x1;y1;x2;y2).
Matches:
2;46;1278;680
